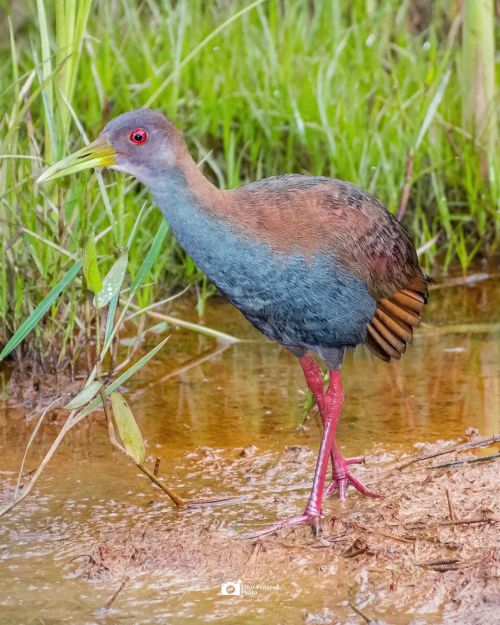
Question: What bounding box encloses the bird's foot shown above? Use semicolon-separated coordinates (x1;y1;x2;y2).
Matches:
325;454;381;500
240;511;322;540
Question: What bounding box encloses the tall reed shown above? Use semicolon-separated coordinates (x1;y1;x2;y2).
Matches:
462;0;497;177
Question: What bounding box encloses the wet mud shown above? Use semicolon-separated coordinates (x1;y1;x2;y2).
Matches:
0;273;499;624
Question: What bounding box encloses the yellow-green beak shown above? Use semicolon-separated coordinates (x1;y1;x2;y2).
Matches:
37;135;117;184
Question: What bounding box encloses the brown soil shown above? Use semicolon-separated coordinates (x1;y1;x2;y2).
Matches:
4;364;85;413
67;438;500;625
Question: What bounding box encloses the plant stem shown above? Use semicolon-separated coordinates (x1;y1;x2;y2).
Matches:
462;0;497;177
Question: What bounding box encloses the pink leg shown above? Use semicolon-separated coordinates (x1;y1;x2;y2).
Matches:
300;355;380;501
243;370;343;539
299;355;339;470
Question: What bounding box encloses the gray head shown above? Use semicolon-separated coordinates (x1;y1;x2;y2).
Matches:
38;108;187;186
102;109;185;183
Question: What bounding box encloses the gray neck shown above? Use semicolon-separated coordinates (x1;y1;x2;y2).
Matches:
147;169;241;283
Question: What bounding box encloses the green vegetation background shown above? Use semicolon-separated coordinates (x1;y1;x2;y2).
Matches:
0;0;498;364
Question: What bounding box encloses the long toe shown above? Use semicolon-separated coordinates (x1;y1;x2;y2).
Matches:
346;471;381;499
240;512;322;540
345;455;365;465
325;469;381;500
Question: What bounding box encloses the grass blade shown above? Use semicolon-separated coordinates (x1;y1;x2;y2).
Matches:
100;220;169;356
145;0;266;107
415;69;451;150
129;220;168;294
65;380;101;409
83;232;102;294
0;260;82;361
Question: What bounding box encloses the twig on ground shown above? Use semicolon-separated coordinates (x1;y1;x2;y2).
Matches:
445;489;457;521
351;522;415;544
429;272;500;290
100;389;238;508
243;540;265;572
348;601;374;624
420;322;500;336
101;576;129;611
418;556;487;572
153;457;161;477
136;462;185;506
417;558;461;572
405;517;499;530
394;434;500;471
431;452;500;469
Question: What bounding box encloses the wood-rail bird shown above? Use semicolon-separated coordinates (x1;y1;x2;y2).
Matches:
38;109;428;538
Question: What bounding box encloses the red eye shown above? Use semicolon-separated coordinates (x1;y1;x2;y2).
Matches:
129;128;148;144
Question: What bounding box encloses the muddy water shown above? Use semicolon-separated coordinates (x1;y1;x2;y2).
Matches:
0;275;499;625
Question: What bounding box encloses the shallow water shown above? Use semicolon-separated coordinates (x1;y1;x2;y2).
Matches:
0;274;499;625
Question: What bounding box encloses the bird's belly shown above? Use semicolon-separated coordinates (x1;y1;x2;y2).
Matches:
221;252;376;350
186;231;375;350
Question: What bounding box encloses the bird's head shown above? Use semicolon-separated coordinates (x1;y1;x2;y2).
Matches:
37;109;182;186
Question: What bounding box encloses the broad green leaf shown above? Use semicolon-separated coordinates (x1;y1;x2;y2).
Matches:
65;381;101;410
83;234;102;294
110;391;145;464
0;260;82;362
94;254;128;309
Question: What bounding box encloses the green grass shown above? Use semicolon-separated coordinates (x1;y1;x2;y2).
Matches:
0;0;499;366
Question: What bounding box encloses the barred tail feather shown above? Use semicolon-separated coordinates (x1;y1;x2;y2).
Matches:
365;274;429;362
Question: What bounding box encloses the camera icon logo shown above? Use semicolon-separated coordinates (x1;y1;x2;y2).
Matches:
220;580;242;596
